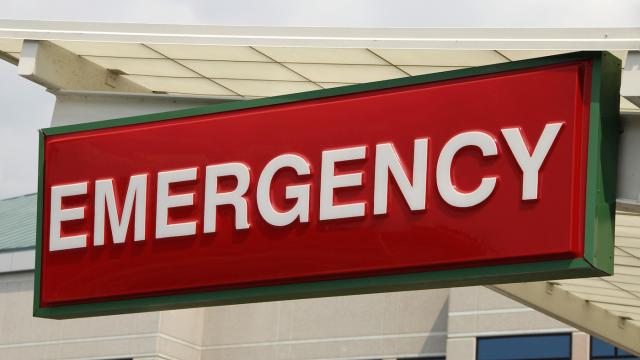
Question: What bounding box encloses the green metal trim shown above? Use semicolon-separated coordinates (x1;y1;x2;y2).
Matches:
34;51;619;319
582;52;621;274
33;130;45;316
35;258;603;319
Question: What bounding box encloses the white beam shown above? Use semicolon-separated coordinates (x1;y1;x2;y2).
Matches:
622;51;640;108
490;283;640;356
618;112;640;211
50;90;239;127
17;40;148;92
0;20;639;49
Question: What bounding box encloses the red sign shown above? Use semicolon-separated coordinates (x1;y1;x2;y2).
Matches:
35;52;619;318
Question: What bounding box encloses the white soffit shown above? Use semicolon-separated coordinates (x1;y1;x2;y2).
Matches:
2;41;633;110
0;20;638;107
1;39;637;110
493;210;640;355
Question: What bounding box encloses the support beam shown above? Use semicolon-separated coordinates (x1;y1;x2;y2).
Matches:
49;90;239;127
17;40;149;93
621;51;640;108
490;283;640;356
618;112;640;211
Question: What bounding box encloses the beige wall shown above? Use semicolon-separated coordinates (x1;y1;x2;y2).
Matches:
0;272;159;360
1;271;591;360
199;290;448;360
0;272;449;360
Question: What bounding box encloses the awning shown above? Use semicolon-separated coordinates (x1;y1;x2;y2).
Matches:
1;19;639;354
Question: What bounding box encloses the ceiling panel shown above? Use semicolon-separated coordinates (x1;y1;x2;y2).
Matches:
608;273;640;285
55;41;162;58
576;294;640;307
621;247;640;258
255;47;387;65
617;213;640;227
148;44;270;62
498;50;571;61
616;237;640;249
609;311;640;320
615;225;640;237
616;247;632;256
371;49;507;66
124;75;235;96
561;286;637;299
84;56;197;77
178;60;305;81
0;38;22;53
214;79;320;97
318;82;354;89
621;97;640;111
614;265;640;276
398;65;465;76
607;281;640;293
615;255;640;267
559;278;620;289
285;63;406;83
589;303;640;316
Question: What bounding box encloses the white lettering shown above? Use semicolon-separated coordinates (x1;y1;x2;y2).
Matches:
257;154;311;226
319;146;367;220
436;132;498;207
501;123;563;200
93;174;147;246
49;182;88;251
374;139;428;215
156;168;198;238
203;163;250;233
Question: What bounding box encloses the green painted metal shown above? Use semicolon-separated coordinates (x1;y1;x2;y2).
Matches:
34;131;45;317
33;51;620;319
37;258;602;319
582;52;621;274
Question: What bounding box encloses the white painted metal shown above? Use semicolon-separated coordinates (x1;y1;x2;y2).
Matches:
491;281;640;355
491;209;640;356
0;20;639;49
622;51;640;108
618;112;640;211
17;40;148;93
50;90;238;126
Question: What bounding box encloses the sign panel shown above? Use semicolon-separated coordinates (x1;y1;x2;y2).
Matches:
35;52;620;318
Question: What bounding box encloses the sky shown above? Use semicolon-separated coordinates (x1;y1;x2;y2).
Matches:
2;0;640;27
0;60;53;199
0;0;639;199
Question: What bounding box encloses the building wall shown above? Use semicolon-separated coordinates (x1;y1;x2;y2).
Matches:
0;271;159;359
0;269;587;360
446;286;575;360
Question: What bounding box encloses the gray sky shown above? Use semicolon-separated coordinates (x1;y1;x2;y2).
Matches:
0;60;53;199
2;0;640;27
0;0;639;199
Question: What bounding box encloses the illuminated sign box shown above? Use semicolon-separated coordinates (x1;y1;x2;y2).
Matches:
35;52;620;319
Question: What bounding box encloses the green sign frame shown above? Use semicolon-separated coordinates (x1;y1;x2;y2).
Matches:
34;51;620;319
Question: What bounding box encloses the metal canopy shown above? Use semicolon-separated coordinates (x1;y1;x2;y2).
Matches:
0;19;640;354
0;20;637;105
